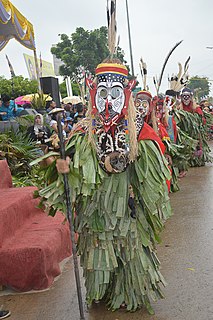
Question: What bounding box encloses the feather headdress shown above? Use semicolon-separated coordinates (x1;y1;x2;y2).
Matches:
107;0;117;58
169;56;190;92
139;57;148;90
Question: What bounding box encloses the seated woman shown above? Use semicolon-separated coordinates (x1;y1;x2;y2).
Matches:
27;113;51;145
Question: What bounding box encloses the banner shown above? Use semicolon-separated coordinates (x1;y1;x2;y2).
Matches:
23;53;55;80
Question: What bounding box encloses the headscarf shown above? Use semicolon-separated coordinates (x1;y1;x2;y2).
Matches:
34;114;44;135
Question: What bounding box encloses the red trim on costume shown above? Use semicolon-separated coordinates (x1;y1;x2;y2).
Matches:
166;166;172;192
157;122;170;141
138;123;171;192
195;106;203;115
122;79;137;116
138;122;166;154
86;78;98;115
194;107;207;124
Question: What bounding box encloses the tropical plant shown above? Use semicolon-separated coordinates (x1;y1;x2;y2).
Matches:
15;114;34;132
0;130;42;182
30;92;51;110
12;166;45;188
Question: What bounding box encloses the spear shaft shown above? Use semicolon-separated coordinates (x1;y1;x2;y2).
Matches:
56;113;85;320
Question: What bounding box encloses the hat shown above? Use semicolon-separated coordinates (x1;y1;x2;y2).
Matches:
48;108;64;115
95;62;128;85
165;89;179;97
181;87;193;96
136;90;152;99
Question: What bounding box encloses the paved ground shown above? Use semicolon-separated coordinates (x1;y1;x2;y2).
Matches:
1;142;213;320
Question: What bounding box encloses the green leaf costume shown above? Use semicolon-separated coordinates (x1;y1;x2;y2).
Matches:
174;110;212;167
37;130;172;313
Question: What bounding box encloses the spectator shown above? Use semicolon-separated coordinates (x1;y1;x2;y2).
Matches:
45;100;57;124
27;114;51;145
64;103;74;118
63;117;73;137
69;103;76;119
46;100;56;113
49;108;66;138
0;94;23;121
73;103;85;124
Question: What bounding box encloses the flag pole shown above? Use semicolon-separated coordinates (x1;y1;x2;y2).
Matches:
33;48;42;92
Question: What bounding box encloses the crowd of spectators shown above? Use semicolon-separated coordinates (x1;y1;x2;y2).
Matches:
1;93;211;151
0;94;87;152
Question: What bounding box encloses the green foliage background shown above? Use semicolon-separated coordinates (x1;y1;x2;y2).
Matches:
51;26;127;77
188;76;211;100
0;76;38;98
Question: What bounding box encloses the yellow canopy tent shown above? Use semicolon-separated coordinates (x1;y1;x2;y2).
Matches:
0;0;40;84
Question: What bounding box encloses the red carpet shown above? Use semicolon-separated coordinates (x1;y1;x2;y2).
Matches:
0;160;72;291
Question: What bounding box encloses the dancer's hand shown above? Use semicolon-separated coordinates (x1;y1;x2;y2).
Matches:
56;156;70;173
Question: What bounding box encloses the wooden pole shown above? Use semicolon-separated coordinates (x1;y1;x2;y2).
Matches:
56;113;85;320
125;0;134;77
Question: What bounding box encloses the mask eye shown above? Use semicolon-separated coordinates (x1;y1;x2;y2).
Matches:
183;95;190;99
135;99;141;107
111;86;122;99
99;88;108;98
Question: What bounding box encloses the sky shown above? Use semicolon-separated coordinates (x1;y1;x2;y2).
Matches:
1;0;213;95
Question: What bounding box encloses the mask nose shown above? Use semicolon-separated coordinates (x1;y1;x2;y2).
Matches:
105;94;114;119
105;99;110;120
107;94;113;104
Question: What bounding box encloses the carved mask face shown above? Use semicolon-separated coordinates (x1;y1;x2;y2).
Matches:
135;93;151;117
181;93;192;106
95;80;125;122
86;63;137;174
155;101;164;119
87;63;131;132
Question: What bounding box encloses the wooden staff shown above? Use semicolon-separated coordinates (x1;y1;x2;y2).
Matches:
56;111;85;320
